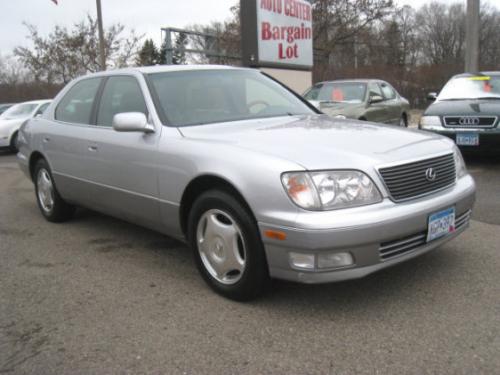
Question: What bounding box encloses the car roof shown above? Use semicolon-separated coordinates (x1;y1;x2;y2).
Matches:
313;79;386;85
85;64;252;78
451;72;500;79
14;99;52;106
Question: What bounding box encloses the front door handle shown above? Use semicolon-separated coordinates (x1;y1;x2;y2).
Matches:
43;137;50;143
88;145;98;152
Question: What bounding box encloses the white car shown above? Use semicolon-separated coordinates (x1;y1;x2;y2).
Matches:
0;100;51;151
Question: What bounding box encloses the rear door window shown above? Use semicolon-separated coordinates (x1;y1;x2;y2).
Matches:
55;78;102;124
96;76;148;127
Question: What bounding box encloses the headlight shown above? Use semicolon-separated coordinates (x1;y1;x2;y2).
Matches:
454;146;467;178
282;170;382;210
419;115;441;128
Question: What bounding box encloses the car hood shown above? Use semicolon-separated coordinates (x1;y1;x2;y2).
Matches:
179;115;453;170
425;99;500;116
318;102;365;118
0;116;28;124
0;117;25;128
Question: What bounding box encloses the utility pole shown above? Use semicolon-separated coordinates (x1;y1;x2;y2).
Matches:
465;0;480;73
353;35;358;72
96;0;106;71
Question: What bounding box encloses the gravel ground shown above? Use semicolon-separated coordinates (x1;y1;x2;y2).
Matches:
1;148;499;375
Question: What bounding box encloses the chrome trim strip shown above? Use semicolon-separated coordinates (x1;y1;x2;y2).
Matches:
52;171;180;207
443;115;498;129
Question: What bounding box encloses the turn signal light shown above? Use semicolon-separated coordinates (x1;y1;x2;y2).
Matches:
264;230;287;241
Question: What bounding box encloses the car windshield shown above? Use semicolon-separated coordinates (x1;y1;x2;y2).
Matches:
1;103;38;119
438;75;500;100
304;82;367;103
147;69;315;127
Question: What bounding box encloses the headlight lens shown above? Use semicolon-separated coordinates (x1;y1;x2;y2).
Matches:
281;172;319;209
419;115;441;128
282;171;382;210
454;146;467;178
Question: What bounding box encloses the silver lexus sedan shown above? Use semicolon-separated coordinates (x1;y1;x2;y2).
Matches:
17;65;476;300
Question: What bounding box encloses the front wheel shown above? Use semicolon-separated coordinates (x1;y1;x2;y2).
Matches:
34;159;75;222
187;190;270;301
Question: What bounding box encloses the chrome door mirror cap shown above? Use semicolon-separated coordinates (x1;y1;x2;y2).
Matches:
112;112;154;133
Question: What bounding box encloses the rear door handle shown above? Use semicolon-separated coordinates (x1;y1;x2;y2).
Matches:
88;145;98;152
43;137;50;143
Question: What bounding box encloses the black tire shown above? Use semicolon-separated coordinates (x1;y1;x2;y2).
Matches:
187;190;270;301
400;115;408;127
9;132;18;152
34;158;75;223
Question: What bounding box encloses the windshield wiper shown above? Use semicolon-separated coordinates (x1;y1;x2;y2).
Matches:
474;97;500;100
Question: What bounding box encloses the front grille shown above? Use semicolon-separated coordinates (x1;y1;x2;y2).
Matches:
379;210;472;261
379;154;456;201
454;209;472;230
444;116;497;128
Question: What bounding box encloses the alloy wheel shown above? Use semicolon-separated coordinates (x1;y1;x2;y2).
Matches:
196;209;247;285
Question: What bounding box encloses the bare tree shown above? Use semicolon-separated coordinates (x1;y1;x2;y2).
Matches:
415;2;466;65
14;15;143;84
312;0;394;49
479;3;500;68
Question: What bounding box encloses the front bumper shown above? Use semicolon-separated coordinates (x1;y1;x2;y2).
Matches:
419;124;500;147
258;175;476;283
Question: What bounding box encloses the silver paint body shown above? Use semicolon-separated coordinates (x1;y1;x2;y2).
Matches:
17;65;476;283
0;100;51;148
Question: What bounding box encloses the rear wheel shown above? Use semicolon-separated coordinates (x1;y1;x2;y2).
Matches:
34;159;75;222
187;190;270;301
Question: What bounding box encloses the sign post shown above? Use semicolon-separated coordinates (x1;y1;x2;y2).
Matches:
241;0;313;93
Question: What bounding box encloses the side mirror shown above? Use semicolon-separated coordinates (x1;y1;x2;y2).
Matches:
112;112;154;133
369;95;384;104
427;92;437;102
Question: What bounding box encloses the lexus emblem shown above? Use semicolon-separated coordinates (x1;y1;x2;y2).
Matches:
458;116;480;126
425;168;437;181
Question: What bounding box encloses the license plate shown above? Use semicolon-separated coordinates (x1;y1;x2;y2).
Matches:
456;132;479;146
427;207;456;242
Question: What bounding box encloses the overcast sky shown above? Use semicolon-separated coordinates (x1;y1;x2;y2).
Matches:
0;0;472;56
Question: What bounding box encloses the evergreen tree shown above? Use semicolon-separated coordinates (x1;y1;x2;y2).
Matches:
172;33;188;65
135;39;160;66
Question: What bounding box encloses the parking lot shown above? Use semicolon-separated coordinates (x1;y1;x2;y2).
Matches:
0;148;499;375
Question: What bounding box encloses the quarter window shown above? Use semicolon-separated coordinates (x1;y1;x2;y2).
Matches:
55;78;102;124
97;76;148;127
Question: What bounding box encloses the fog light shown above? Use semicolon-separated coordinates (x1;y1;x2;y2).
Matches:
289;252;315;270
317;252;354;269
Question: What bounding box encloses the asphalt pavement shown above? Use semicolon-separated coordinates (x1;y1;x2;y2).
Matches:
1;148;499;375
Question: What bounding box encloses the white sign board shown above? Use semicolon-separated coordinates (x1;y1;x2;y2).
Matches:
256;0;313;68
